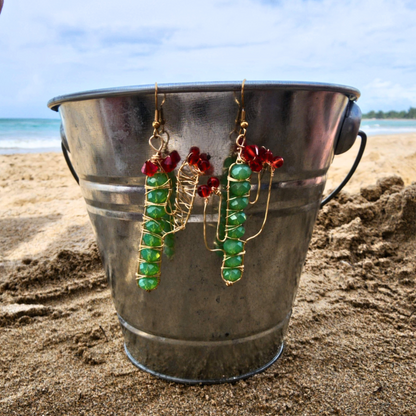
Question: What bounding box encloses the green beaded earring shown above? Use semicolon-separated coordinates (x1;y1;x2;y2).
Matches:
137;83;215;292
136;84;180;291
198;79;284;286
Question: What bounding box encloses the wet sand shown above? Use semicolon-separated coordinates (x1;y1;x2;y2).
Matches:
0;133;415;415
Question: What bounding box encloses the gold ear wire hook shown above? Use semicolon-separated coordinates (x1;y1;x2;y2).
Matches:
241;79;246;110
149;82;164;154
233;92;240;106
160;93;166;109
159;93;167;131
155;82;158;105
240;79;248;130
158;92;169;150
229;87;243;139
235;79;248;156
153;83;160;132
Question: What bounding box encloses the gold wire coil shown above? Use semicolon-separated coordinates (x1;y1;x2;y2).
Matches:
171;162;201;231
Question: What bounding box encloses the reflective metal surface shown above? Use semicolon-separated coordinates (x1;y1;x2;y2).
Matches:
124;337;285;384
49;81;362;383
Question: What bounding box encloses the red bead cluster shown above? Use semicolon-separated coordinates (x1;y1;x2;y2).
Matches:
141;150;181;177
241;144;284;172
197;176;220;198
187;147;211;173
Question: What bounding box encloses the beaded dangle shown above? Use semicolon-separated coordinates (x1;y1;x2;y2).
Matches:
137;84;213;292
198;80;284;286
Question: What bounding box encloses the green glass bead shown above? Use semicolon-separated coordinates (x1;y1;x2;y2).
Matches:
224;255;242;268
223;156;236;170
165;233;175;248
147;173;168;187
147;189;169;204
144;220;163;234
138;278;158;291
220;215;226;227
223;239;244;255
142;233;162;247
161;218;173;232
228;197;249;211
146;205;166;219
139;262;160;276
230;181;251;196
140;248;161;262
218;223;226;239
228;211;247;225
222;268;242;282
214;240;224;257
227;225;245;239
230;164;252;180
164;246;175;258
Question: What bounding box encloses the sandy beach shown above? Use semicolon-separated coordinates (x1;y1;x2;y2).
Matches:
0;133;415;415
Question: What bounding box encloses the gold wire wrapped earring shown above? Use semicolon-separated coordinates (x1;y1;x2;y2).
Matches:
198;79;284;286
136;84;180;291
137;83;215;291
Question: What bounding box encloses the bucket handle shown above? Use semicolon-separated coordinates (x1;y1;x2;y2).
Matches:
61;141;79;185
60;123;79;184
320;130;367;208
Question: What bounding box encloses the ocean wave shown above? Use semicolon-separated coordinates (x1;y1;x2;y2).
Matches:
0;138;61;150
361;125;416;136
0;119;61;153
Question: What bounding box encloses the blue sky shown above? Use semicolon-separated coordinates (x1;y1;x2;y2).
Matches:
1;0;415;118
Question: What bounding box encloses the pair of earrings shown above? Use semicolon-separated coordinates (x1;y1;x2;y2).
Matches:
136;81;284;292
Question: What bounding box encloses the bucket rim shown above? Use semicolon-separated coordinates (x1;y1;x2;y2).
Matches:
47;80;360;112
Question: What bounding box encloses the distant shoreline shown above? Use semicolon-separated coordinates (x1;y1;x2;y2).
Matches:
362;107;416;120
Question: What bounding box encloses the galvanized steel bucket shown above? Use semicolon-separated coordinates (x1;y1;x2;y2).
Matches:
48;81;366;383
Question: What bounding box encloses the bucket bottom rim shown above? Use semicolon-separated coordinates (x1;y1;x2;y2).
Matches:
123;342;284;385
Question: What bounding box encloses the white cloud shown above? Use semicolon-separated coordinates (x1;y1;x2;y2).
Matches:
0;0;415;116
364;78;416;111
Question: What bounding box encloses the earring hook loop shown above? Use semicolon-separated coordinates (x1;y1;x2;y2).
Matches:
149;82;165;154
229;79;246;140
234;79;248;158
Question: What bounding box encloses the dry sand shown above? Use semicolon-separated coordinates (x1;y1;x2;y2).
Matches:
325;133;416;193
0;133;415;415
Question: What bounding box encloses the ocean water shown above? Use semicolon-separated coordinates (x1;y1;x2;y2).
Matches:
1;118;416;155
361;119;416;136
0;118;61;154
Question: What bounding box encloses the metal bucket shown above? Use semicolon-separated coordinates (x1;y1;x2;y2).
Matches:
48;81;366;383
